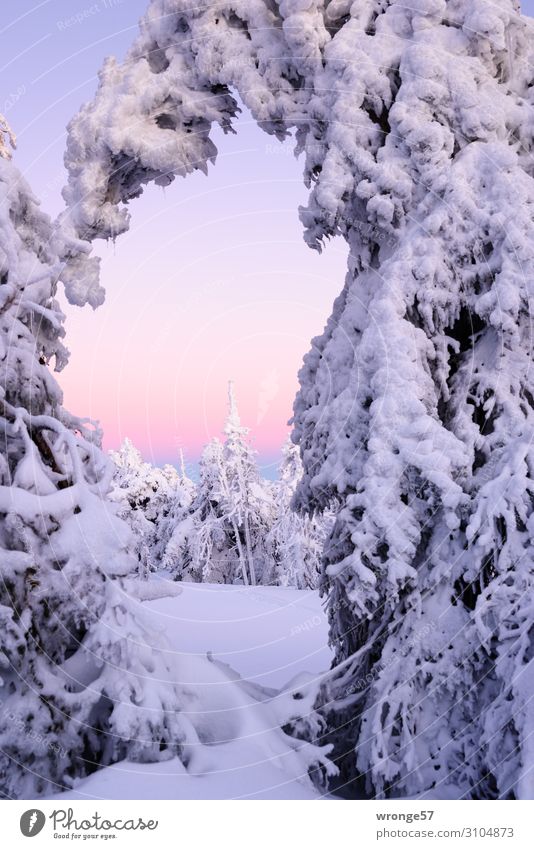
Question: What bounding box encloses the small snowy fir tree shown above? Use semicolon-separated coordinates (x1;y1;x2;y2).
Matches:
109;438;179;575
216;381;275;585
267;439;333;589
190;385;275;585
156;450;198;580
109;437;158;574
61;0;534;799
192;437;235;583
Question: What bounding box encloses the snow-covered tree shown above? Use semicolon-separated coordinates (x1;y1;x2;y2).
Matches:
155;451;198;579
109;438;159;574
267;439;333;589
290;2;534;801
188;385;275;585
109;437;180;574
192;436;238;584
110;437;180;522
60;0;534;799
0;121;198;798
218;381;274;585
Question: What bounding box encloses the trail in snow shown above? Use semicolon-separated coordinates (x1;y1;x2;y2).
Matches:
49;583;333;800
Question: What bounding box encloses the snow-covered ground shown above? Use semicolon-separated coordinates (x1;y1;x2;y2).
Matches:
49;583;333;800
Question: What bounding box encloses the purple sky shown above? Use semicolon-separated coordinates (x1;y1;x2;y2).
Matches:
3;1;532;475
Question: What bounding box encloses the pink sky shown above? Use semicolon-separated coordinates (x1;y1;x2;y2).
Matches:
57;117;347;473
3;1;346;473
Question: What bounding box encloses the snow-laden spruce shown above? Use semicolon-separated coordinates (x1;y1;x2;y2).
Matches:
267;439;334;590
61;0;534;799
151;448;197;575
216;381;274;585
109;437;182;574
163;383;275;585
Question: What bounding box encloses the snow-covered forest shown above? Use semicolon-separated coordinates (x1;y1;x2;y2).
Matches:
109;383;332;589
1;0;534;803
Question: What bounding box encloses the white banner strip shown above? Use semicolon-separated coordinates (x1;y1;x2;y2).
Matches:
2;800;532;848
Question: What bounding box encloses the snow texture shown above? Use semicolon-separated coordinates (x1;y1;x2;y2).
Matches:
47;582;334;800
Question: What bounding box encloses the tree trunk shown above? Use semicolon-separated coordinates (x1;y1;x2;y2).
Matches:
232;518;249;585
243;513;256;586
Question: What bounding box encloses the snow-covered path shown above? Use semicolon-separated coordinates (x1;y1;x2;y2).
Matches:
150;583;332;689
50;584;333;800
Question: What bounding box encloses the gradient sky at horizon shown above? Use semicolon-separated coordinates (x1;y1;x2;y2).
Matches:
3;1;533;476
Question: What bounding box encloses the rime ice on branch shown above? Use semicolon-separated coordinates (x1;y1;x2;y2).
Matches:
61;1;534;798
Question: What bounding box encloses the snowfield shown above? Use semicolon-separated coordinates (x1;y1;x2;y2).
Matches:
48;583;333;800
